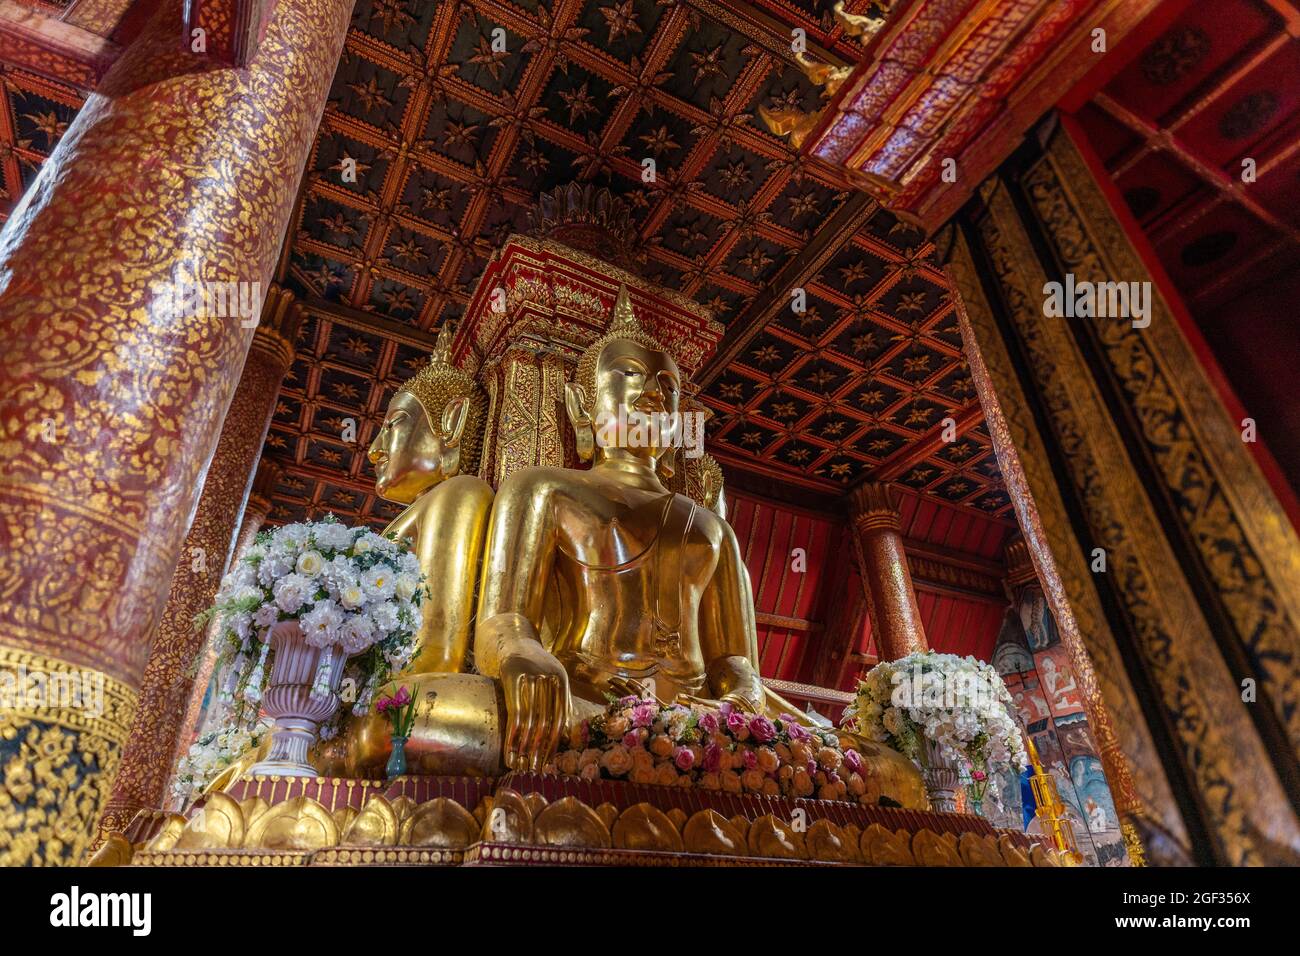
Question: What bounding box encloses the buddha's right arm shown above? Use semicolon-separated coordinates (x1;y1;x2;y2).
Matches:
473;469;558;677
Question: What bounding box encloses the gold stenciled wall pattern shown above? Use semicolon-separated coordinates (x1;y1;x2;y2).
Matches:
0;0;355;865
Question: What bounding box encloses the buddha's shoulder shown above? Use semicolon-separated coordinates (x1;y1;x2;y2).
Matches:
681;498;733;542
496;465;590;496
414;473;494;514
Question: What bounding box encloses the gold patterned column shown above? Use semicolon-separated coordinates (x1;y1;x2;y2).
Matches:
947;142;1300;863
848;482;928;660
0;0;352;865
98;292;301;837
944;224;1178;863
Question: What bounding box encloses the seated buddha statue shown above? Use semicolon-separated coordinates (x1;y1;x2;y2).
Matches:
348;287;925;807
209;326;495;784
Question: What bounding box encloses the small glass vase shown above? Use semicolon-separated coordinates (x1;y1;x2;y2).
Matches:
386;735;408;779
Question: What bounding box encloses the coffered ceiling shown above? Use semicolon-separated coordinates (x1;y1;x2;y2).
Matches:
0;0;1016;533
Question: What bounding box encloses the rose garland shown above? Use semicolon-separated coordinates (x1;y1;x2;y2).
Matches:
544;695;878;804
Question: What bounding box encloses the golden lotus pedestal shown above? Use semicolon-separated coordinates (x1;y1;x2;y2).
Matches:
107;772;1063;868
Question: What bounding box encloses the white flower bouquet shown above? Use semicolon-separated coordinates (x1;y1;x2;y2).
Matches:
200;515;425;739
845;651;1028;784
171;723;267;806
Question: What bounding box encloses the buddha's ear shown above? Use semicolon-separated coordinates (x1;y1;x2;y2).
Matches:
564;382;594;461
657;446;677;480
440;396;469;448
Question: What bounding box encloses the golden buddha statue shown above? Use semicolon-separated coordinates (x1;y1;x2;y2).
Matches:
211;326;495;784
339;287;925;807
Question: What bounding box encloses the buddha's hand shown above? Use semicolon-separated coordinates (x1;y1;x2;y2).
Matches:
498;637;570;773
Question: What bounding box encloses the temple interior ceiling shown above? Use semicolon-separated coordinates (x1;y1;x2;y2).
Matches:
1070;0;1300;485
19;0;1293;535
267;0;1016;530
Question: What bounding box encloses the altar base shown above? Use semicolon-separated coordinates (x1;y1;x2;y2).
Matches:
104;772;1062;868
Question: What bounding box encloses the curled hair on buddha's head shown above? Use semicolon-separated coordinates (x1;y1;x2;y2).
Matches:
397;322;487;475
574;284;670;403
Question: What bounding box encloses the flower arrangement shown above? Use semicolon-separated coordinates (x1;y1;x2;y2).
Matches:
170;723;267;805
544;695;881;805
845;651;1028;784
376;685;418;739
199;515;425;738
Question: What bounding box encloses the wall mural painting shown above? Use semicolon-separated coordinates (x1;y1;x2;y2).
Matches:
992;590;1127;865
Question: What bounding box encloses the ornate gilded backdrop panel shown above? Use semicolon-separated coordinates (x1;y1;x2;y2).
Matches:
1023;127;1300;759
956;168;1300;864
944;227;1184;859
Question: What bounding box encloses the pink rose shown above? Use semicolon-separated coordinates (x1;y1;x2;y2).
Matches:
703;743;722;774
699;711;720;735
785;719;812;742
972;769;987;782
741;748;758;771
632;701;658;728
725;711;750;740
748;715;776;743
674;746;696;772
843;748;863;774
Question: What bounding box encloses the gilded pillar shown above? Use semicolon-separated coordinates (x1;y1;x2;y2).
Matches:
99;293;301;836
944;118;1300;863
848;482;928;660
0;0;352;865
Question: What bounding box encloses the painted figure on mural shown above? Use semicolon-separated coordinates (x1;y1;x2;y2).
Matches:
1037;647;1085;717
1017;587;1057;651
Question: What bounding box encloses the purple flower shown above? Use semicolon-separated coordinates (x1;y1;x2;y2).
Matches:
622;730;644;749
742;748;758;771
748;715;777;743
718;700;734;717
632;701;657;728
806;759;818;777
674;747;696;772
843;748;863;774
699;711;720;735
725;710;749;737
703;743;722;773
784;718;812;742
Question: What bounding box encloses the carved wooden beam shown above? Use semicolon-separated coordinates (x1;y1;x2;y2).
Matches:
696;192;877;386
0;0;119;89
301;295;442;353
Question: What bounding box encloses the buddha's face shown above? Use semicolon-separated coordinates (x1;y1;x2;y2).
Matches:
369;391;453;504
591;338;682;462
